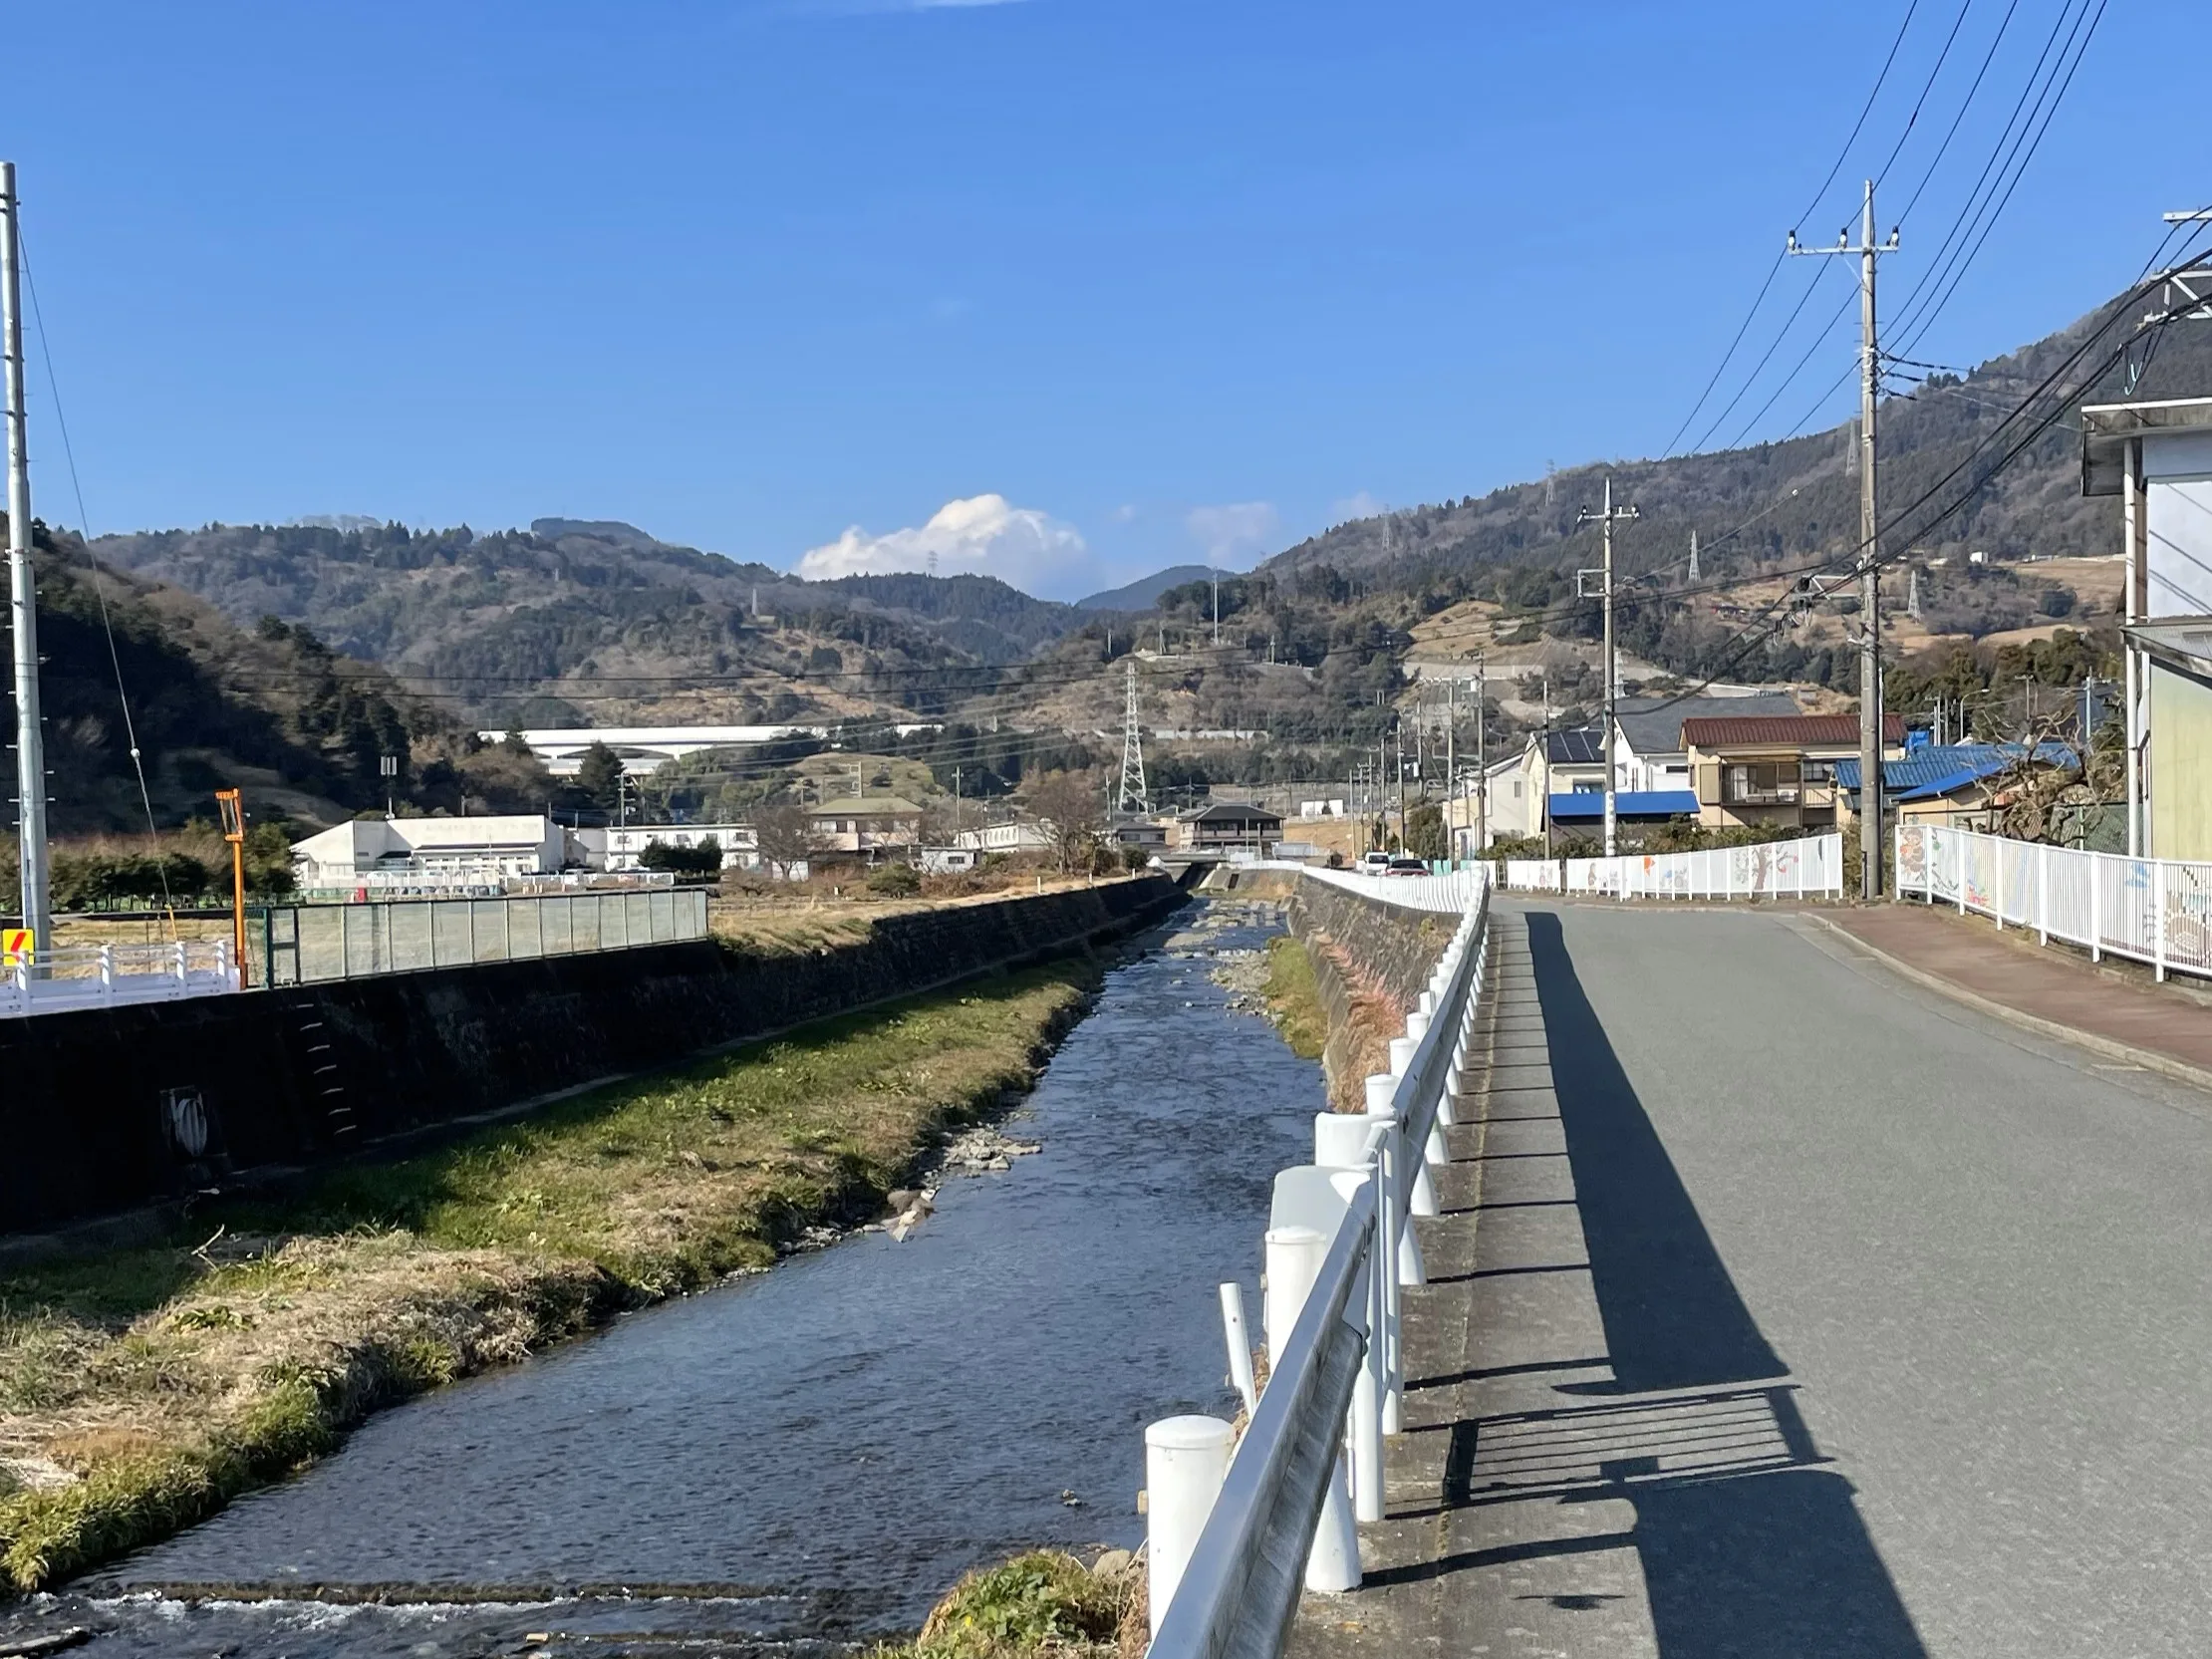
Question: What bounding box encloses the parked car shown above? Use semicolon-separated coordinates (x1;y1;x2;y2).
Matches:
1385;856;1429;877
1358;850;1393;873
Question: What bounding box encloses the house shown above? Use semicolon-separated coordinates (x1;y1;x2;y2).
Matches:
1833;743;2077;832
1681;712;1907;830
917;846;979;875
1178;800;1283;852
806;795;923;854
1613;693;1803;792
2082;398;2212;858
291;814;572;893
1443;752;1536;855
576;823;756;873
1111;817;1171;850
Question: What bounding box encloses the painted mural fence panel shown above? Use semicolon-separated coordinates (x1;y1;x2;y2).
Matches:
1499;834;1844;901
1896;823;2212;981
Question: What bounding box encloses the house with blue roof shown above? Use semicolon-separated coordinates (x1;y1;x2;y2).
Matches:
1834;743;2076;831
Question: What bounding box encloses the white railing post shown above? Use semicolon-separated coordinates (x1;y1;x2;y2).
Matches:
2090;853;2103;962
2038;842;2049;946
98;944;115;994
173;941;189;982
1145;1417;1236;1634
1994;837;2004;930
2155;858;2169;982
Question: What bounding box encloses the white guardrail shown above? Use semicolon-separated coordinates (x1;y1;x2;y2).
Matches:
0;940;240;1018
1502;832;1843;900
1897;822;2212;983
1142;868;1491;1659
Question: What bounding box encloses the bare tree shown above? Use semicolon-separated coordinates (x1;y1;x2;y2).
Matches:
751;800;820;879
1026;769;1106;874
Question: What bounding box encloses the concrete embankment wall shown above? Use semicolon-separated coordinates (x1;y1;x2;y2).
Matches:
1283;876;1454;1104
0;876;1183;1237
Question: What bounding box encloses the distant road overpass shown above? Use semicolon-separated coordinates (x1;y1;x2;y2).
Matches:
477;723;937;776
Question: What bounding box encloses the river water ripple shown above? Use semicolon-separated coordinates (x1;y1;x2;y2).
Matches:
5;901;1317;1658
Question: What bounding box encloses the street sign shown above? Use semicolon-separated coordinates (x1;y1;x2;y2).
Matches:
2;928;32;965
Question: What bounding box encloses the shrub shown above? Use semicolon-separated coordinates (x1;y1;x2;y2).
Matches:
866;862;922;897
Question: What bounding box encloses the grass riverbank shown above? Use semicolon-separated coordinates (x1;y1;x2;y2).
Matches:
1259;936;1327;1060
0;963;1096;1595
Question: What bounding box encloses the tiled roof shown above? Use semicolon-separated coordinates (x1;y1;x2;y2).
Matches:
1614;693;1801;755
1680;712;1905;748
1834;743;2075;797
1179;801;1283;823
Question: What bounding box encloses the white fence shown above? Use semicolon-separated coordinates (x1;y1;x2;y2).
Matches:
1502;834;1844;901
0;940;239;1018
265;887;713;986
1293;864;1490;913
1897;823;2212;982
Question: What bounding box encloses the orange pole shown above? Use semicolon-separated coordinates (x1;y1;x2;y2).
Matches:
216;787;248;986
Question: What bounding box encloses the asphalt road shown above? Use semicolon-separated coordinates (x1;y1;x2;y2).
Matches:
1517;901;2212;1656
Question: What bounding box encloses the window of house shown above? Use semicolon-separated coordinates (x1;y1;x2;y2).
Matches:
1723;762;1798;804
1799;758;1837;784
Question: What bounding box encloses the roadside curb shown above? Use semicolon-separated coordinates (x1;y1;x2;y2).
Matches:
1800;911;2212;1097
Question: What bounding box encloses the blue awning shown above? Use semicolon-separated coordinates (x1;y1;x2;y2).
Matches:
1546;790;1701;822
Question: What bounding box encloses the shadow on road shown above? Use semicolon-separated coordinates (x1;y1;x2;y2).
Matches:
1521;911;1927;1659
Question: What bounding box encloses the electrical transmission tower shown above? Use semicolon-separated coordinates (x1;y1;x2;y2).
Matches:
1687;529;1700;583
1116;659;1150;815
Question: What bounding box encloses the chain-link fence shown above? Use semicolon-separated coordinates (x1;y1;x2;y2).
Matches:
261;888;710;986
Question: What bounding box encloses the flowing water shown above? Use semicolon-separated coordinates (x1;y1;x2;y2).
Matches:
3;898;1318;1658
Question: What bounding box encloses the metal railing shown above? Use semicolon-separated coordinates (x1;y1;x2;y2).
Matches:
1503;833;1843;900
1146;870;1491;1659
1251;862;1488;914
262;887;712;986
1897;822;2212;983
0;940;239;1017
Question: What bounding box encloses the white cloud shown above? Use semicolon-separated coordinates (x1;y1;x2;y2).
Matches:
1330;490;1384;523
1185;501;1278;567
795;493;1090;593
1110;503;1139;523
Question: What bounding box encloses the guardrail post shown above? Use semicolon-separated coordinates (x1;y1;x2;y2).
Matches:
1353;1224;1386;1522
2038;841;2049;946
1994;839;2004;930
98;944;114;994
173;941;188;982
2090;853;2102;962
1218;1283;1257;1415
1145;1417;1236;1635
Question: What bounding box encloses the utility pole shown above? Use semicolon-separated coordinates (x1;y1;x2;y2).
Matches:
1540;671;1554;859
1116;659;1150;814
1211;569;1221;647
1475;653;1489;855
1577;476;1638;858
0;162;48;960
1792;179;1898;900
1445;679;1457;859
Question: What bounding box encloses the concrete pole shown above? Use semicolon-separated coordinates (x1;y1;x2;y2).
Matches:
1144;1415;1236;1635
0;163;48;959
2124;435;2142;858
1857;179;1884;901
1601;477;1618;859
1475;652;1488;855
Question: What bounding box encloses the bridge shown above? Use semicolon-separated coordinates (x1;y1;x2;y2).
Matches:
1152;863;2212;1659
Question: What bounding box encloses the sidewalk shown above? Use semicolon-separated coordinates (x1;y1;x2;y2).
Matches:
1822;901;2212;1084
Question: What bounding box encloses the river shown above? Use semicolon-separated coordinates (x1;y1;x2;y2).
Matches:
2;897;1319;1658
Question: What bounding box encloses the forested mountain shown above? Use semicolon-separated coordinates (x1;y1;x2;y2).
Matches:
1075;564;1219;612
9;522;571;833
89;518;1086;725
1264;290;2212;592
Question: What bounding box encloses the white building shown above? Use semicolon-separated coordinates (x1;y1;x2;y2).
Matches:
292;815;572;892
574;824;758;873
955;820;1053;854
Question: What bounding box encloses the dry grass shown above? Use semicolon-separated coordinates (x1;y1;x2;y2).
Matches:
0;965;1095;1594
896;1550;1140;1659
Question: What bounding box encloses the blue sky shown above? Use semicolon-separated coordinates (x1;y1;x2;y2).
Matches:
9;0;2202;599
